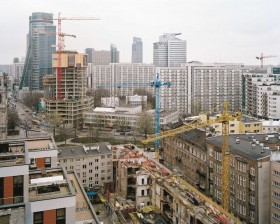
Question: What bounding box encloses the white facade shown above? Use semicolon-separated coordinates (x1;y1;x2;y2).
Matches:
126;94;147;107
244;69;276;117
153;33;186;67
186;63;247;114
101;97;119;107
257;84;280;119
262;120;280;133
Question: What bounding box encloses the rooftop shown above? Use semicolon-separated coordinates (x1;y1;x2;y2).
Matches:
177;129;207;151
29;168;73;202
58;142;112;158
67;171;99;223
207;133;280;160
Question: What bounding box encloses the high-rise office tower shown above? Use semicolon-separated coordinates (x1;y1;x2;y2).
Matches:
110;44;120;63
132;37;143;63
20;12;56;91
85;48;94;63
153;33;186;67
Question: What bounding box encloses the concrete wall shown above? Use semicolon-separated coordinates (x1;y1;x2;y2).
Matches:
258;160;271;224
25;196;76;224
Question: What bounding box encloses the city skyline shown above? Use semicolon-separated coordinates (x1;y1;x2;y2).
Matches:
1;0;280;65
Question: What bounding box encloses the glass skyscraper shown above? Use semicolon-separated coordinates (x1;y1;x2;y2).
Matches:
153;33;186;67
20;12;56;90
132;37;143;63
110;44;119;63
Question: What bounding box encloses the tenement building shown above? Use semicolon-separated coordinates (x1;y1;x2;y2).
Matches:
58;142;113;189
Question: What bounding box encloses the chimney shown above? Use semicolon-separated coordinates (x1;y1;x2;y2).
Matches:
236;137;240;144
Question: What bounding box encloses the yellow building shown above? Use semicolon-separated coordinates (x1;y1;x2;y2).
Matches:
199;113;262;135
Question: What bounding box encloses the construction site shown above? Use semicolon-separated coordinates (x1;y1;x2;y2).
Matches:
43;51;94;125
104;144;239;224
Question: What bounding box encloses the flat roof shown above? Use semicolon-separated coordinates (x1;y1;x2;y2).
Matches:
67;172;99;223
207;133;280;160
58;142;112;158
29;168;73;202
93;107;115;113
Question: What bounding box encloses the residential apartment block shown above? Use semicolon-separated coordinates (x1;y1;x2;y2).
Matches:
0;73;7;140
88;62;248;115
243;68;276;118
0;136;99;224
161;131;280;224
58;142;113;189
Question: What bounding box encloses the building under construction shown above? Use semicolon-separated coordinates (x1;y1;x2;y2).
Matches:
43;51;94;125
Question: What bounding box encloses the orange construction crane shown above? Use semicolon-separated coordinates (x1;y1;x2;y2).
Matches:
45;12;100;100
256;52;277;67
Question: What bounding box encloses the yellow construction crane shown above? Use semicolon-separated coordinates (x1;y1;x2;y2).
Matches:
141;102;242;211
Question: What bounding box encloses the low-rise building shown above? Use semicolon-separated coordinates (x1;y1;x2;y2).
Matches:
58;142;113;189
263;120;280;133
84;105;179;129
126;94;147;107
200;114;262;135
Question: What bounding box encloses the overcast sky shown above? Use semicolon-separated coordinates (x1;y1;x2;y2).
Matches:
1;0;280;65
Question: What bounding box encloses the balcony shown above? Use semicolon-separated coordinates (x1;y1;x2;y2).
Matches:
0;196;24;207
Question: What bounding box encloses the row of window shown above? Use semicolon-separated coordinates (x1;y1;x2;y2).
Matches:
61;155;111;163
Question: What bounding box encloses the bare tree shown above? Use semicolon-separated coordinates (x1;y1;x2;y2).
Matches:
87;88;110;107
7;108;19;132
136;111;154;139
22;92;44;111
45;113;63;136
133;87;155;109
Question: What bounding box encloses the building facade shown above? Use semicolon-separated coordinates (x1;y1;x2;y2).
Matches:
0;73;7;140
131;37;143;63
20;12;56;91
110;44;119;63
43;51;94;125
85;48;94;63
58;143;113;189
243;68;276;117
153;33;186;67
0;136;99;224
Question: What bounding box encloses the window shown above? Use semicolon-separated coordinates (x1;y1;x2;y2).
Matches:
101;163;105;167
95;181;99;185
83;172;86;177
76;158;80;162
95;159;99;162
107;176;111;180
107;162;111;166
250;167;255;176
250;195;255;205
89;177;93;181
95;174;98;177
95;166;99;170
45;157;51;168
101;170;105;174
89;184;93;188
89;162;93;166
107;169;111;173
101;155;105;159
107;155;111;158
56;208;66;224
82;180;86;184
83;165;87;169
34;212;43;224
250;181;255;190
89;170;92;173
101;177;105;181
